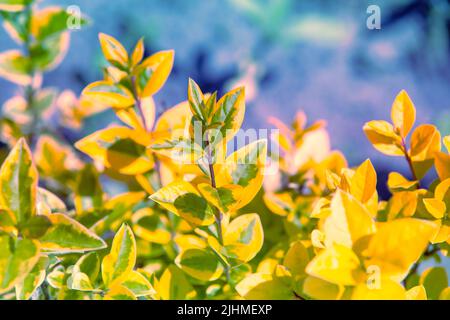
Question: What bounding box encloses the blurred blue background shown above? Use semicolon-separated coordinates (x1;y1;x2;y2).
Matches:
1;0;450;194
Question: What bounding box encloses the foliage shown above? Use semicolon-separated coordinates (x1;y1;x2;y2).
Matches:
0;0;448;300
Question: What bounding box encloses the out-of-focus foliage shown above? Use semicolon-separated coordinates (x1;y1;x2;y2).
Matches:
0;0;448;300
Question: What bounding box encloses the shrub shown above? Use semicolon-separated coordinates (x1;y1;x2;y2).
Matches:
0;0;448;300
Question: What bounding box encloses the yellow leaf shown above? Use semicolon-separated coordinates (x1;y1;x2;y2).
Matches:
387;191;418;219
98;33;128;67
306;244;362;286
283;241;310;277
365;218;437;281
351;277;406;300
435;152;450;181
406;285;427;300
363;120;403;156
350;159;377;203
323;190;376;248
235;273;294;300
387;172;418;192
423;198;446;219
82;80;134;109
302;276;342;300
140;50;174;97
391;90;416;138
158;265;197;300
130;38;144;67
444;135;450;153
410;124;441;179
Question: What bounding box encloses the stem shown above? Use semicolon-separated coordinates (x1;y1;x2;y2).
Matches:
205;138;230;281
23;4;39;148
401;137;419;185
131;77;148;132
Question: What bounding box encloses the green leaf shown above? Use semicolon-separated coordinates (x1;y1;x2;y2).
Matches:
420;267;448;300
29;33;69;71
0;138;38;224
15;256;48;300
175;248;223;281
102;224;136;288
19;215;51;239
0;235;40;294
104;285;137;300
39;213;106;253
32;8;88;40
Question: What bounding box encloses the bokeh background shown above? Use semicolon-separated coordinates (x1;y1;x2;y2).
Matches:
1;0;450;197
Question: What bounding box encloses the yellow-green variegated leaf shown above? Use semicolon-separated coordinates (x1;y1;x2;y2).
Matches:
391;90;416;138
39;213;106;253
209;86;245;143
175;248;223;281
363;120;403;156
323;190;376;248
68;271;95;291
0;0;32;12
98;33;128;68
138;50;174;98
0;138;38;225
102;224;136;288
15;256;48;300
131;208;171;245
104;284;137;300
122;270;155;297
187;78;205;120
74;252;101;285
197;183;243;213
75;126;153;175
306;244;362;286
222;213;264;264
365;218;438;282
158;265;197;300
215;139;267;210
0;50;31;85
235;273;294;300
82;81;134;109
0;236;40;294
150;180;215;227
